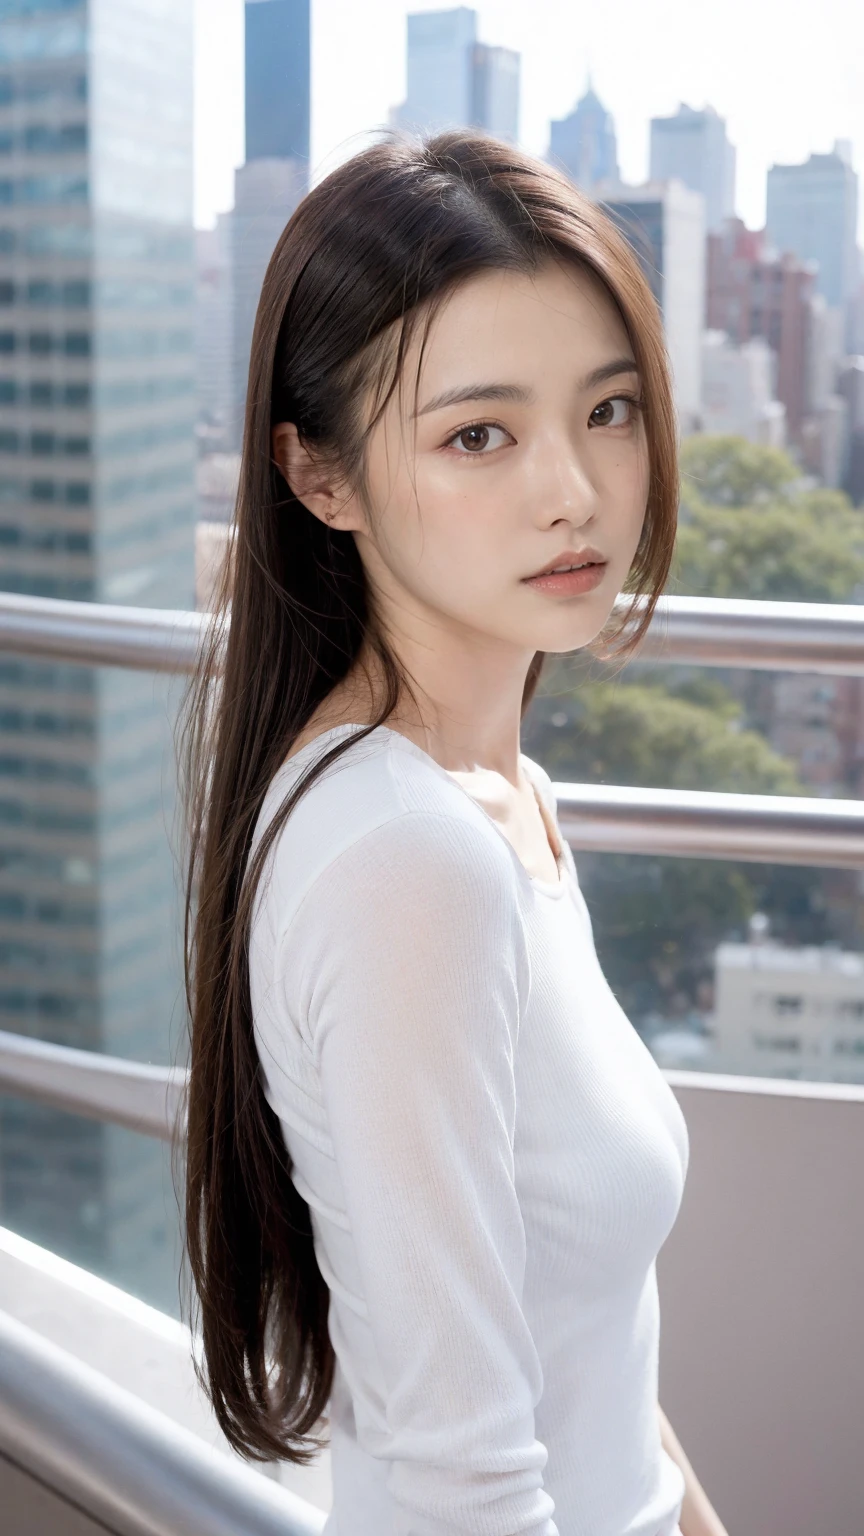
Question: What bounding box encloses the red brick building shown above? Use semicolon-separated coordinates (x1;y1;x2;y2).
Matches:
706;219;816;442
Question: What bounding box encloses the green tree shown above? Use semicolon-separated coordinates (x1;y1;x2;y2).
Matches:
671;496;864;602
526;677;805;795
679;434;801;511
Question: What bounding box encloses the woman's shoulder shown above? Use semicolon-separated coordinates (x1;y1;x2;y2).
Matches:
250;724;516;936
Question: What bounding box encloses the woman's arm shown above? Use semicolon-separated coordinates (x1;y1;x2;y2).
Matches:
659;1404;729;1536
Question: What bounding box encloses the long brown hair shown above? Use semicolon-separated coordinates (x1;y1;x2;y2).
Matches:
179;128;678;1464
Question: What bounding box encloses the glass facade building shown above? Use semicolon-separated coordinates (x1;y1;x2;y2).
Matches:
766;146;859;313
229;0;310;448
244;0;310;163
649;103;736;235
0;0;195;1311
393;8;519;144
548;85;619;194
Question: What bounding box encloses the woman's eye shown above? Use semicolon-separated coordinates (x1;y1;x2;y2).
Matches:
447;422;511;454
589;396;635;428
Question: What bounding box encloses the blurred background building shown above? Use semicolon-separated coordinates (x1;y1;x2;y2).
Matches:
547;82;619;194
766;143;859;350
649;103;736;234
229;0;310;450
391;7;520;143
0;0;196;1310
595;176;706;432
705;220;815;445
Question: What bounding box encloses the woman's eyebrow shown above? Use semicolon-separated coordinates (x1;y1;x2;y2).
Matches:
414;382;532;417
414;358;641;419
580;357;640;390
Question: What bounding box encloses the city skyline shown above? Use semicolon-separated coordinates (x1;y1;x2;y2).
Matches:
195;0;864;238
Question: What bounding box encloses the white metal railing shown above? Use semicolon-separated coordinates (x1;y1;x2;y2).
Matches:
0;589;862;1135
2;589;864;674
1;589;863;867
0;1309;325;1536
556;783;864;868
0;1029;185;1141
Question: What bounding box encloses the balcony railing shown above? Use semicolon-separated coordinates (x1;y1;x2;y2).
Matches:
0;1308;326;1536
0;588;863;1535
2;589;864;867
3;587;864;674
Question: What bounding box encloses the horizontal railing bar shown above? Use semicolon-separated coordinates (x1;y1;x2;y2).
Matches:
555;782;864;869
0;1029;185;1142
0;590;211;673
0;785;860;1135
634;593;864;675
0;1310;325;1536
1;590;864;675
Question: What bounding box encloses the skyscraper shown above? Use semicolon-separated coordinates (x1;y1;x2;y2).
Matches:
392;8;520;143
0;0;196;1309
548;83;619;193
230;0;310;447
245;0;310;162
471;43;520;143
597;179;706;430
766;145;859;316
650;104;736;234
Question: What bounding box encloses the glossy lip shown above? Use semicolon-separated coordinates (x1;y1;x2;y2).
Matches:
521;545;607;581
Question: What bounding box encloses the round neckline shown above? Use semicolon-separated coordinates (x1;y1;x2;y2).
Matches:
282;721;569;898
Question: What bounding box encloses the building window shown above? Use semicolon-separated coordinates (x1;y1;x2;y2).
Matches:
0;281;15;305
834;1038;864;1056
63;331;90;356
30;432;54;455
23;125;87;155
836;999;864;1019
28;332;53;355
64;481;89;505
753;1032;802;1052
0;333;15;354
773;995;803;1015
63;437;89;456
29;381;54;405
63;382;89;407
30;479;55;502
0;429;18;452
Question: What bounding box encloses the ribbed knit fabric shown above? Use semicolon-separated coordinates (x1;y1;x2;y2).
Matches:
248;724;689;1536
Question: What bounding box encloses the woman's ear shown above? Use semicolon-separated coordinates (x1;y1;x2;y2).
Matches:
271;421;360;531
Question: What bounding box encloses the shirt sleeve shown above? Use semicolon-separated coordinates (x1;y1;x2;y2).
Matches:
281;810;558;1536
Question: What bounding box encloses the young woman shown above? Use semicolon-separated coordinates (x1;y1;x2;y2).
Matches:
182;130;728;1536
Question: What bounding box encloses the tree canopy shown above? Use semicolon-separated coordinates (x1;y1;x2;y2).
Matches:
679;434;802;511
526;676;805;796
674;435;864;602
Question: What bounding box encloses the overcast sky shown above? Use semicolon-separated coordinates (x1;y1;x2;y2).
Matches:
194;0;864;237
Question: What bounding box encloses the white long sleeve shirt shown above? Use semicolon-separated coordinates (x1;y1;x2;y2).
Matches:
248;723;689;1536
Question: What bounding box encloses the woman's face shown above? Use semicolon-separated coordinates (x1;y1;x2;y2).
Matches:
287;258;651;662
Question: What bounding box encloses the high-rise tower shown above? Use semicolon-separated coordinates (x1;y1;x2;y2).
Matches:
548;83;619;193
766;145;859;316
650;104;736;234
392;8;520;144
0;0;196;1309
230;0;310;446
